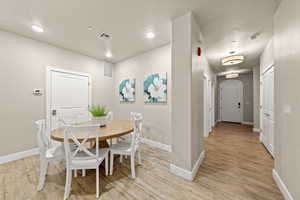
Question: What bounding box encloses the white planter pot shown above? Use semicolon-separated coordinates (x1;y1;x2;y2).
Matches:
92;116;108;127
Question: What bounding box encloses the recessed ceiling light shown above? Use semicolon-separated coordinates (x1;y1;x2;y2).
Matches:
87;26;93;31
105;51;112;58
146;32;155;39
31;25;44;33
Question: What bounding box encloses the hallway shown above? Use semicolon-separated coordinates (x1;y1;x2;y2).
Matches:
199;122;283;199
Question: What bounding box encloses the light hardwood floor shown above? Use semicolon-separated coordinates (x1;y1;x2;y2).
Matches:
0;122;283;200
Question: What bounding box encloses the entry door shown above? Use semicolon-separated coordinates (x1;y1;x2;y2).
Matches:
49;70;90;131
220;80;242;123
262;67;274;156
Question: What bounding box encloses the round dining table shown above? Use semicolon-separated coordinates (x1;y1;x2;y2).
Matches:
51;119;133;147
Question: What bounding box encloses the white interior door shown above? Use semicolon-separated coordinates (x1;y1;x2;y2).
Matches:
48;69;91;131
211;82;215;128
262;67;274;156
208;80;212;132
203;76;209;137
220;80;243;123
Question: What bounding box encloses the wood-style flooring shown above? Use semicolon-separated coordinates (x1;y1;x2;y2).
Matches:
0;122;283;200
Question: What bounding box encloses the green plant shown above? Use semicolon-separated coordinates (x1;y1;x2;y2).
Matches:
89;104;109;117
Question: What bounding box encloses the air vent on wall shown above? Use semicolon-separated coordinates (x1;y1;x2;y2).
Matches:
104;62;113;78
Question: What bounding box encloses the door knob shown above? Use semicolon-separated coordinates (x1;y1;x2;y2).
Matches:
238;102;241;109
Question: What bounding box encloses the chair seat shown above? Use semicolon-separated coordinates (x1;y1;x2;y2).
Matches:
71;148;109;169
110;141;137;154
46;144;65;159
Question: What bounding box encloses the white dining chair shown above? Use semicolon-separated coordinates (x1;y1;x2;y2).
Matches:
106;111;114;146
118;112;142;162
35;119;65;191
57;110;88;177
63;123;109;199
109;115;142;179
119;112;142;143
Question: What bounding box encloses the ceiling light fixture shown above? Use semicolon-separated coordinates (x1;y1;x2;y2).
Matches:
31;25;44;33
146;32;155;39
226;73;239;79
105;51;112;58
87;26;93;31
222;55;244;66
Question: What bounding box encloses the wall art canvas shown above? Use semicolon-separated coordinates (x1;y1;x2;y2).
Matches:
119;79;135;102
144;72;167;103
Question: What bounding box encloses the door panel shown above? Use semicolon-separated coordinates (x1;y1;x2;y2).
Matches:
50;71;90;131
220;80;242;123
204;76;208;137
262;67;274;157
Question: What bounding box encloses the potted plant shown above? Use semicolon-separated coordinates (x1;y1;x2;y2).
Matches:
89;104;109;126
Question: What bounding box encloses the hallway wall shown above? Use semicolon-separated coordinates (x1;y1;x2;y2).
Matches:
253;65;260;131
171;12;214;177
273;0;300;199
216;73;254;124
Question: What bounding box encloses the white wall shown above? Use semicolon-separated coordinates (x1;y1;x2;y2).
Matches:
260;38;274;73
253;65;260;130
273;0;300;199
0;30;113;156
171;12;214;174
171;13;193;171
191;15;214;168
113;45;172;145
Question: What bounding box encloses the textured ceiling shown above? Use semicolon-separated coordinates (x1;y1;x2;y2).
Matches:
0;0;280;72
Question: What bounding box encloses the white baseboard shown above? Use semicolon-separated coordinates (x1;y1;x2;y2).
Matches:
253;128;260;133
273;169;294;200
170;151;205;181
0;148;39;165
242;121;254;125
141;137;172;152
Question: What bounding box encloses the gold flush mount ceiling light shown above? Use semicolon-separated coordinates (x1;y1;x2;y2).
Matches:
222;55;244;66
226;73;239;79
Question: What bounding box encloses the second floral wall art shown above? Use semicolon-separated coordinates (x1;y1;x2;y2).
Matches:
144;72;167;103
119;79;135;102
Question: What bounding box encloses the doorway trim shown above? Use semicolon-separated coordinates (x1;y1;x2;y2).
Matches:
203;73;210;137
46;67;92;132
219;79;244;123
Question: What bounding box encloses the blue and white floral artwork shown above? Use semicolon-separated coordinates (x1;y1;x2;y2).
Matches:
119;79;135;102
144;72;167;103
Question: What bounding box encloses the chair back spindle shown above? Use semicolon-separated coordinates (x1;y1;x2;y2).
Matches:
35;120;49;156
131;115;143;149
